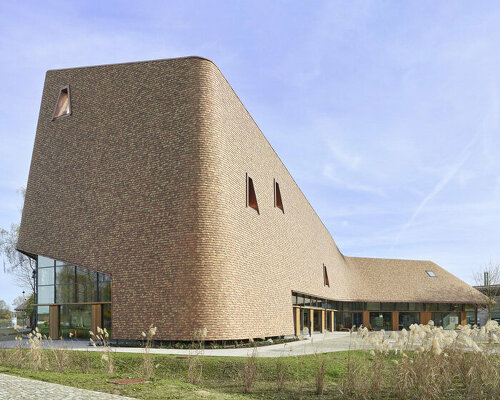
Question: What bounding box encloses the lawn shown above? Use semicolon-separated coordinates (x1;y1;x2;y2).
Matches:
0;349;361;399
1;321;500;399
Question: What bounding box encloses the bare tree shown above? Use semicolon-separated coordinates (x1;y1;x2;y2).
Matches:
0;188;35;294
473;260;500;320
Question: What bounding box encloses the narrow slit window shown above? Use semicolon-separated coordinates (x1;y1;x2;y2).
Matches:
426;270;437;277
52;85;71;120
246;174;259;214
323;264;330;287
274;179;284;212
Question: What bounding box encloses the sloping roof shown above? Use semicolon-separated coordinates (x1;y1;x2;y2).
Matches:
14;301;27;312
344;257;489;304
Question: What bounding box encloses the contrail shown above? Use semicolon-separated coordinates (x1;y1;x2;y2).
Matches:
391;134;479;251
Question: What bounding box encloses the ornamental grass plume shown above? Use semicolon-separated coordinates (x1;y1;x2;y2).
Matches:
90;326;114;374
188;327;207;384
27;327;45;371
242;347;258;393
141;324;157;378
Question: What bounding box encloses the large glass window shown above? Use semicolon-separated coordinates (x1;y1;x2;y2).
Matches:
366;302;380;311
432;312;459;330
56;265;75;284
38;256;55;268
60;304;92;338
38;285;54;304
335;312;363;331
369;312;392;330
313;310;322;332
38;267;54;285
56;284;75;303
103;304;112;334
399;312;420;330
409;303;425;311
36;306;50;336
36;255;111;305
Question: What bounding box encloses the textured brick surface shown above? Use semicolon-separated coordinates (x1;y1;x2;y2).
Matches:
18;57;487;341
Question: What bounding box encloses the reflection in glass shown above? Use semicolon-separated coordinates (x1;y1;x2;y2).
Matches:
38;285;54;304
56;266;75;285
38;256;54;267
301;308;310;335
56;284;75;303
99;280;111;302
399;312;420;329
369;312;392;330
77;284;97;303
36;306;50;336
366;302;380;311
409;303;424;311
103;303;112;334
432;312;459;330
60;304;92;338
335;312;363;331
77;267;97;286
38;267;54;285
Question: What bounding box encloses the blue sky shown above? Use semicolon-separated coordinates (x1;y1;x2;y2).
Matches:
1;1;499;308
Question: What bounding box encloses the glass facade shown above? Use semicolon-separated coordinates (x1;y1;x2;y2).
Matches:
292;291;467;332
432;312;460;330
335;311;363;331
60;304;92;339
398;312;420;329
37;306;50;337
36;257;111;305
35;255;111;338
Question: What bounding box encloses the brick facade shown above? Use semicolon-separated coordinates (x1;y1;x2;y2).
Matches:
18;57;488;340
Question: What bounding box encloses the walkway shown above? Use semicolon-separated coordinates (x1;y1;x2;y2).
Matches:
0;373;135;399
0;332;360;357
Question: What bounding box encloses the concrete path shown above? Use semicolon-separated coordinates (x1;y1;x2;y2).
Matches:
0;373;135;399
0;332;362;357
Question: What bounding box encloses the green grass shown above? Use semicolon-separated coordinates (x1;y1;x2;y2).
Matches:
0;349;361;399
1;348;498;399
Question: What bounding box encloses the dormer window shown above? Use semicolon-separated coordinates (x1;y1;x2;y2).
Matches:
274;179;284;213
52;85;71;120
426;270;437;277
246;174;259;214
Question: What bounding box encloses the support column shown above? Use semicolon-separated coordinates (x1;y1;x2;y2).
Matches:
363;311;370;329
321;310;325;333
294;307;300;336
420;311;431;325
392;311;399;331
330;311;335;331
460;311;466;326
91;304;103;335
310;309;314;334
49;305;59;340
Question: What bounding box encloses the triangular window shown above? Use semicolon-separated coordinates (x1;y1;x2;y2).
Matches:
274;179;284;212
323;264;330;287
52;85;71;120
246;174;259;214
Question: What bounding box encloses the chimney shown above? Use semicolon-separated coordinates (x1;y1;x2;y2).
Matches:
484;271;490;286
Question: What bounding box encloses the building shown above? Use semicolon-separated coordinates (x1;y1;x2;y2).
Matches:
470;284;500;326
17;57;488;341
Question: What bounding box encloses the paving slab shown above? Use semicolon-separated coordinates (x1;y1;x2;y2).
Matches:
0;373;135;399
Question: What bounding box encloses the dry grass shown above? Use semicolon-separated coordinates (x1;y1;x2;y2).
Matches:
242;347;259;393
140;325;157;378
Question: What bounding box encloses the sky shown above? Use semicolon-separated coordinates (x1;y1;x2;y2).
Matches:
1;1;499;309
